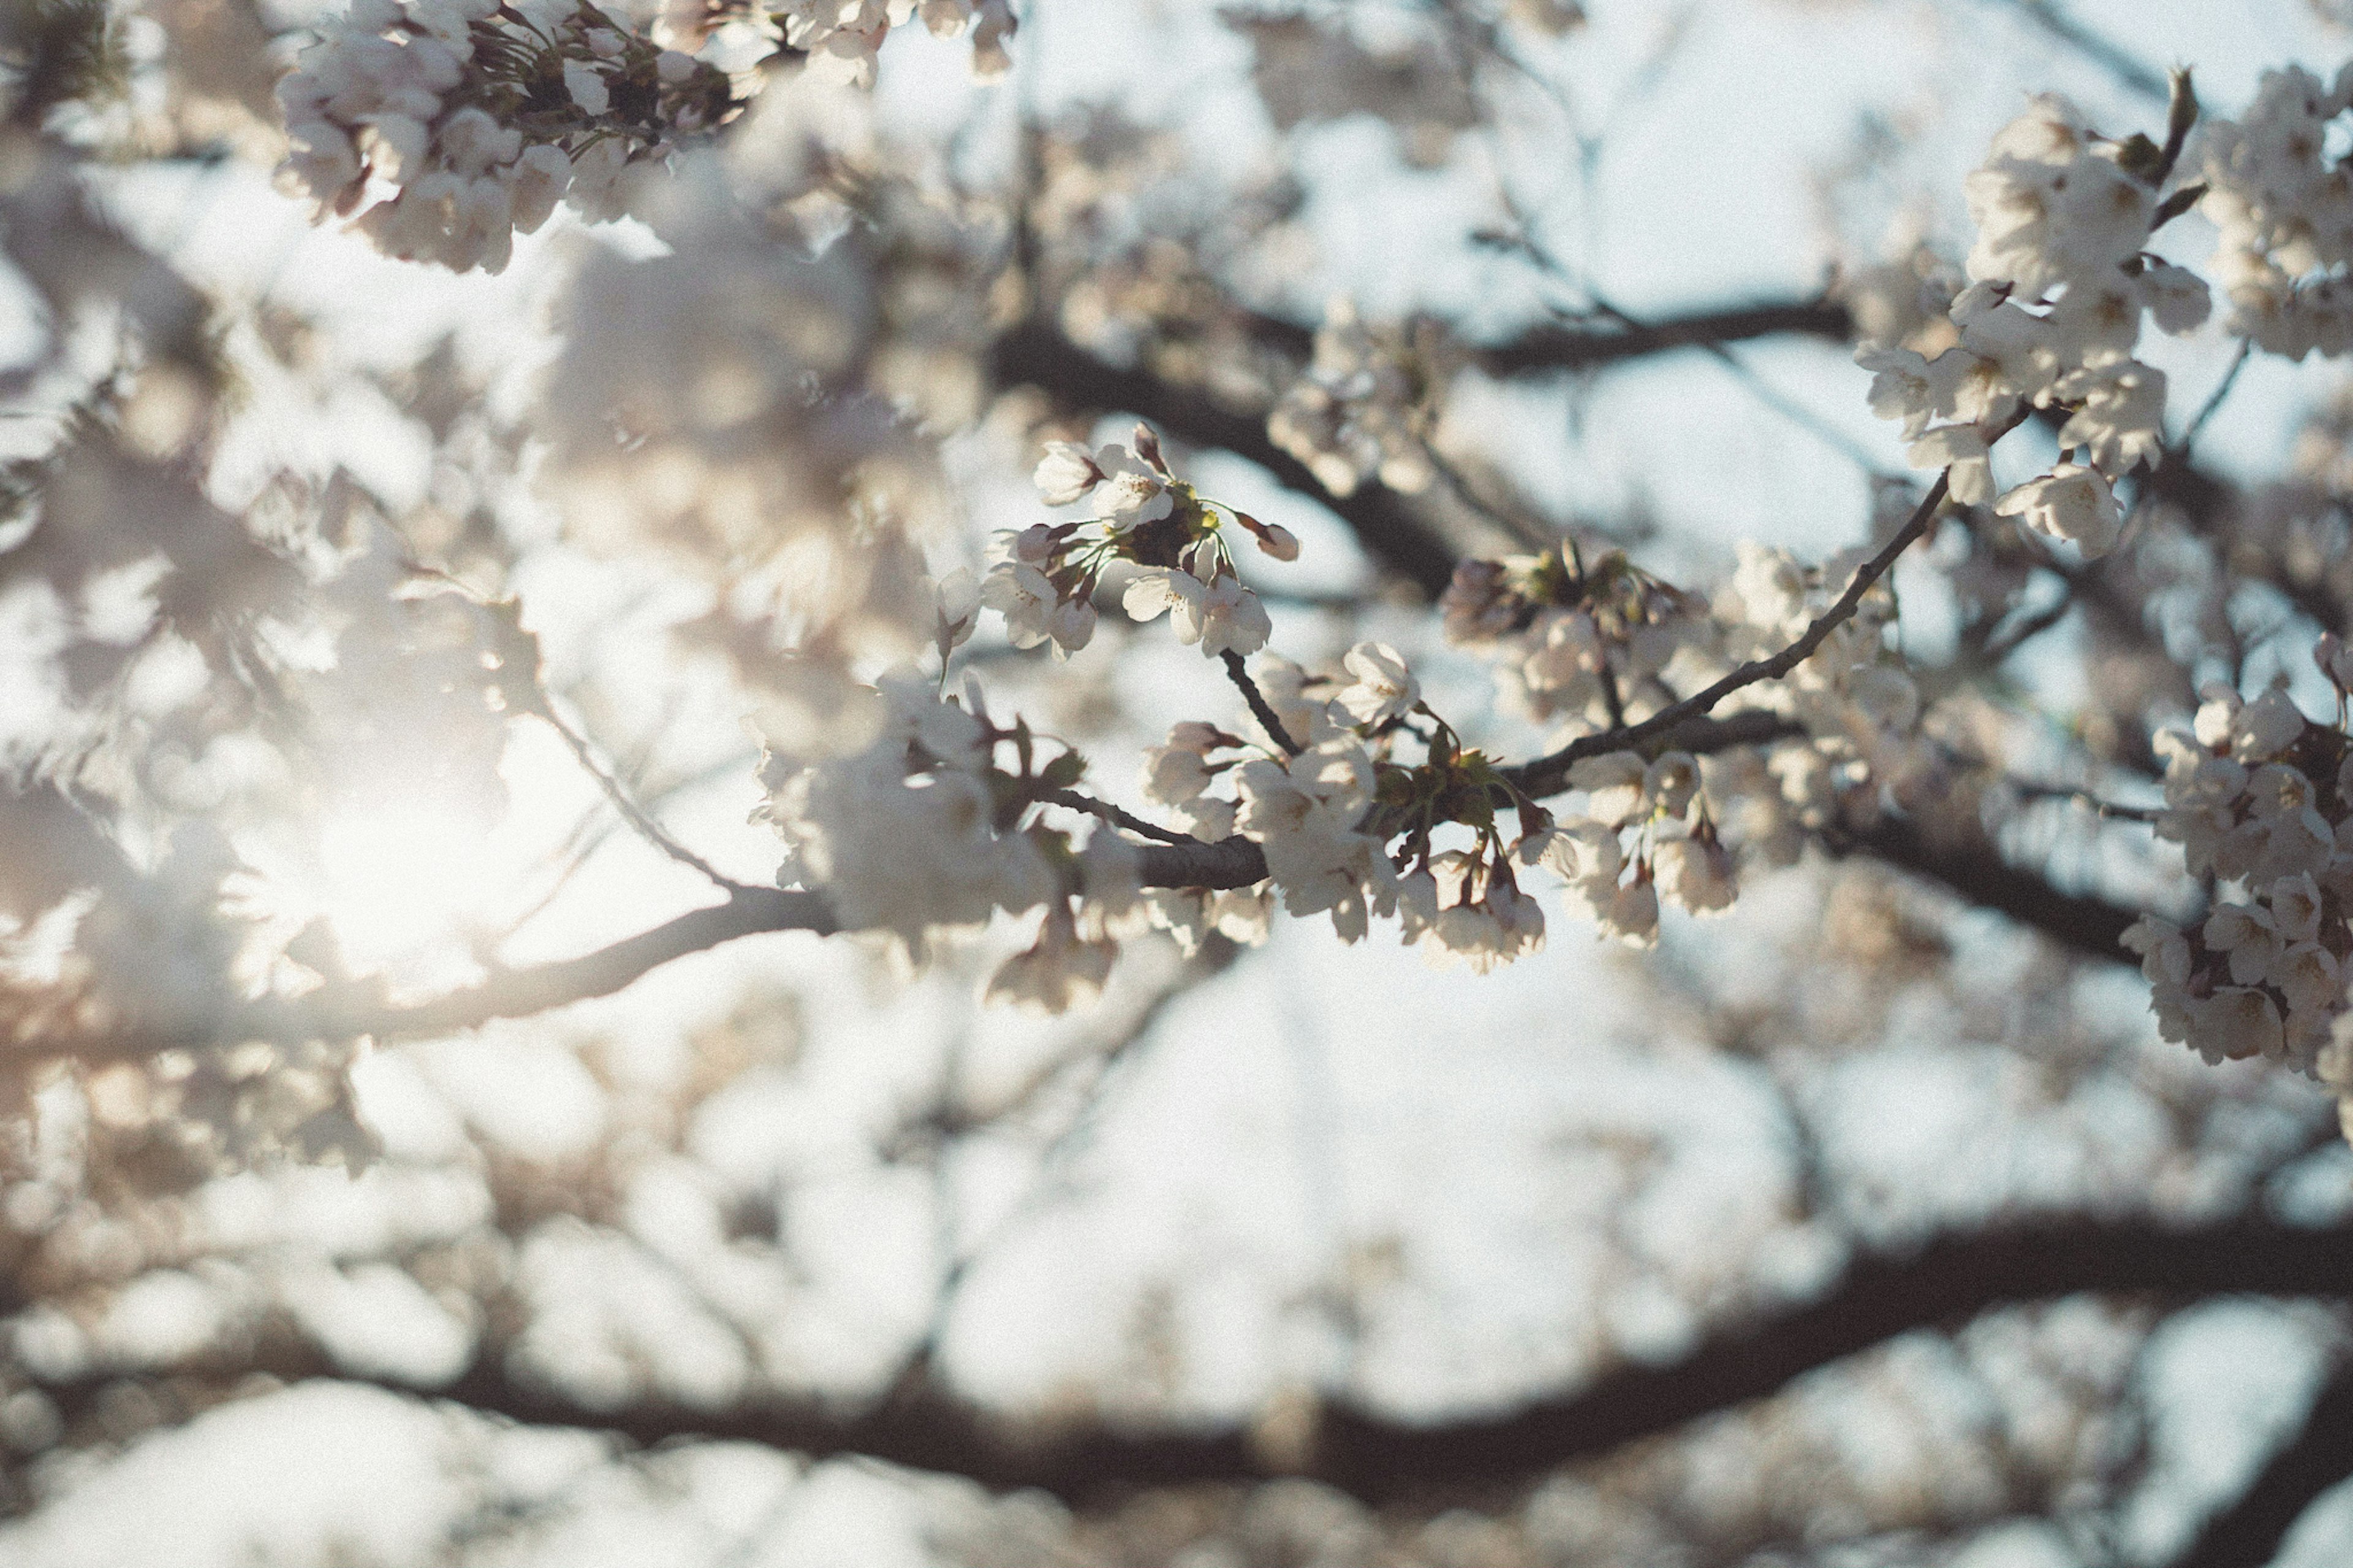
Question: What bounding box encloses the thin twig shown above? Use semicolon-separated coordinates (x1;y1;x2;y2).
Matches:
1979;581;2080;666
2007;778;2162;824
1981;0;2169;104
1505;469;1957;797
1222;650;1303;756
536;703;752;894
1036;787;1195;846
2177;339;2253;464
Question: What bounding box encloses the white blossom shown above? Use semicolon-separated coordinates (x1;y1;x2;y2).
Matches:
1334;642;1419;727
1993;463;2124;556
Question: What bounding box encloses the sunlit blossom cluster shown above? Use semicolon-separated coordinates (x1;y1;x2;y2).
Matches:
762;675;1146;1010
1857;91;2208;554
1266;301;1453;498
2199;64;2353;358
276;0;738;271
534;206;943;656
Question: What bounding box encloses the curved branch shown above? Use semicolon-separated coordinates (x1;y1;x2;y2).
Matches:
48;888;838;1060
1833;814;2148;964
68;1214;2347;1507
1502;471;1955;798
1474;298;1855;377
989;319;1465;597
2167;1362;2353;1568
991;301;1860;598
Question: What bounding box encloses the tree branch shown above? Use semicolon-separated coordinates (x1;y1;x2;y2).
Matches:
2166;1361;2353;1568
1832;814;2149;964
988;319;1463;597
1476;298;1855;377
990;300;1859;598
65;1214;2347;1507
1502;471;1955;798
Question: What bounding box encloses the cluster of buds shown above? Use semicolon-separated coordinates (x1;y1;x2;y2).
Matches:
1438;541;1705;734
984;426;1295;659
1366;724;1554;971
1140;642;1558;969
2128;662;2353;1077
276;0;739;272
1540;749;1739;946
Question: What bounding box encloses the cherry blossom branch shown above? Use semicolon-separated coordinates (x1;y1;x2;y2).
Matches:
1502;471;1955;799
1034;787;1194;846
992;300;1862;600
989;319;1462;596
1221;650;1303;756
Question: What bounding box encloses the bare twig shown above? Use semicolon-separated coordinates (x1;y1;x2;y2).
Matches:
536;703;751;894
2006;778;2162;824
1979;0;2169;104
2177;339;2253;464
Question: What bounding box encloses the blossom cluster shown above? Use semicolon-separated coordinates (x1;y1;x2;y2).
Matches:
776;0;1018;86
1136;650;1550;971
985;426;1293;660
1267;301;1454;498
276;0;738;271
2199;64;2353;358
1438;543;1707;736
532;203;947;646
2126;673;2353;1093
1857;91;2208;555
1434;533;1942;944
762;676;1147;1010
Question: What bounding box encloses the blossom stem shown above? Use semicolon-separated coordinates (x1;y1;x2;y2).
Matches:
1221;650;1303;757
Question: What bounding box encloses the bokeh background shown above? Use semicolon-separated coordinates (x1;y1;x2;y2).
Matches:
5;1;2353;1564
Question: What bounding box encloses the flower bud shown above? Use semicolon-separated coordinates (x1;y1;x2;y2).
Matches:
1236;510;1300;561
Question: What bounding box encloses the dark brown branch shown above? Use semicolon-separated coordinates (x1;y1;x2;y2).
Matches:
1475;299;1855;377
78;1214;2347;1507
1833;814;2148;964
2167;1362;2353;1568
987;301;1858;597
989;319;1465;597
1222;649;1302;756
